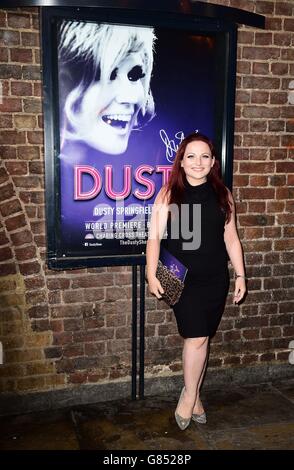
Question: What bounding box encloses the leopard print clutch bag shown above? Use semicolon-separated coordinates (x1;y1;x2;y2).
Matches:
156;260;185;307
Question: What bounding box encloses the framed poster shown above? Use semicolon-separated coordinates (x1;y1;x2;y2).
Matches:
42;7;237;269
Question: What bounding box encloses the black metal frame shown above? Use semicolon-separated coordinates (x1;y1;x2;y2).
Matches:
41;5;239;270
130;264;145;400
1;1;266;30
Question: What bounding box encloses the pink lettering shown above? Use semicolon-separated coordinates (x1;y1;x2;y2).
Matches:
73;164;173;201
105;165;132;200
74;165;102;200
156;165;172;186
134;165;155;200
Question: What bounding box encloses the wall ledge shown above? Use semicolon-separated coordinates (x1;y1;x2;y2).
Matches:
0;362;292;416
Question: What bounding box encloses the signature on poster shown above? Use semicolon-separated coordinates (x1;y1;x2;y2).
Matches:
160;129;200;162
160;129;185;162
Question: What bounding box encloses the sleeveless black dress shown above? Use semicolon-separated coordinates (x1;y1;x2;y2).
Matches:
161;179;230;339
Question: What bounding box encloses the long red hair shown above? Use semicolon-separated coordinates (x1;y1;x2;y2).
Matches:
164;133;232;223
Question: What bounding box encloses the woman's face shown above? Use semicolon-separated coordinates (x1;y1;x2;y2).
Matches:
181;140;215;185
78;52;146;154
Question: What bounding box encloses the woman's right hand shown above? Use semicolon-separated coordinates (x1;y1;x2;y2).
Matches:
147;276;164;299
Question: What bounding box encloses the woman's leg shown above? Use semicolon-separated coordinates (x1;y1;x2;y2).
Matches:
176;336;209;419
192;347;209;414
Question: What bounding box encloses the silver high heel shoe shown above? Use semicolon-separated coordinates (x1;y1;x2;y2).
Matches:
191;398;207;424
192;412;207;424
174;387;191;430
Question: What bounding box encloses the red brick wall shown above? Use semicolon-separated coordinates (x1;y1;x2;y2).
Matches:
0;1;293;394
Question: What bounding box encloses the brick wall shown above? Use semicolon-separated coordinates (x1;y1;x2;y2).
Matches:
0;1;293;395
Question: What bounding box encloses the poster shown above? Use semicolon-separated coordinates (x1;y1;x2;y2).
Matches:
56;19;220;260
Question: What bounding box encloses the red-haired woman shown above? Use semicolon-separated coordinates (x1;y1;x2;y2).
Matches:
146;132;246;430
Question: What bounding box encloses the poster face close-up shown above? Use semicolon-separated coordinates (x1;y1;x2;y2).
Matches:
56;18;221;262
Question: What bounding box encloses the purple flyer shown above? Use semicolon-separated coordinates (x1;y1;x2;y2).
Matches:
160;246;187;282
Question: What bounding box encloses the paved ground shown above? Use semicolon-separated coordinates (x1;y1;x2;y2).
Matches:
0;379;293;450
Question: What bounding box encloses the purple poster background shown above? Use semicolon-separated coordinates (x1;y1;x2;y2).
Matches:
57;20;218;258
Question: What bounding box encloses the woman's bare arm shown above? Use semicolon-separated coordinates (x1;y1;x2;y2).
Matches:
146;187;169;298
224;189;247;303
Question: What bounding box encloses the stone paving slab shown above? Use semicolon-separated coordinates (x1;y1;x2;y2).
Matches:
0;381;293;450
200;422;294;450
72;402;211;450
0;410;79;450
271;379;294;403
197;384;294;432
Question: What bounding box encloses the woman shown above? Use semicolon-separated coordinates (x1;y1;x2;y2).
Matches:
146;132;246;430
58;21;156;155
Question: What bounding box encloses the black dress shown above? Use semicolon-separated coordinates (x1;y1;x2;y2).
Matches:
161;179;230;339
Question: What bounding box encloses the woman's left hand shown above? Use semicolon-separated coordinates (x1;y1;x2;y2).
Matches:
233;277;247;304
